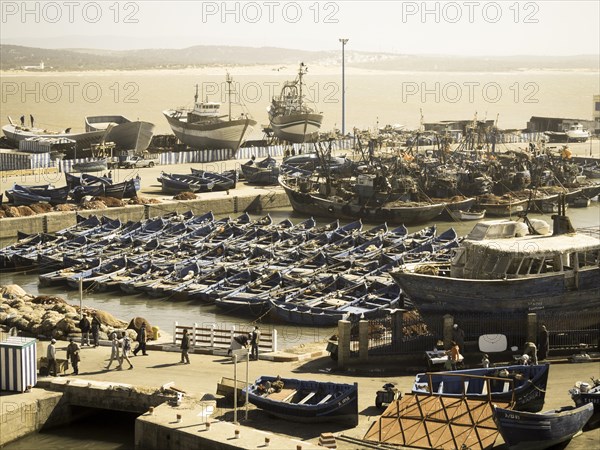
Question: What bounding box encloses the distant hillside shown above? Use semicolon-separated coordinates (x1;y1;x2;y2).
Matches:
1;44;598;72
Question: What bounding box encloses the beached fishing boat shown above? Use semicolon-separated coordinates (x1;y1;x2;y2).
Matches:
268;63;323;143
244;376;358;426
391;210;600;321
71;158;108;173
85;115;155;151
190;168;236;190
157;173;215;194
570;378;600;429
163;75;256;152
2;122;106;151
241;156;279;185
412;364;550;412
493;403;593;449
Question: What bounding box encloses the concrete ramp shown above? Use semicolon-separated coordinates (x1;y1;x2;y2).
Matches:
364;393;512;450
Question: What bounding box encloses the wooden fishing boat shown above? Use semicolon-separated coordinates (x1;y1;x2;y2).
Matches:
241;155;279;185
391;212;600;322
2;122;105;151
157;173;215;194
448;209;486;221
71;158;108;173
477;195;528;217
244;376;358;426
85;115;154;151
190;168;236;190
412;364;550;412
493;403;593;450
279;175;446;225
570;378;600;429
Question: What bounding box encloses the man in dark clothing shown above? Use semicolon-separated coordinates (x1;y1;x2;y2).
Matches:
30;114;34;127
180;329;190;364
91;314;101;347
79;314;91;346
20;115;25;126
250;326;261;360
133;324;148;356
66;338;81;375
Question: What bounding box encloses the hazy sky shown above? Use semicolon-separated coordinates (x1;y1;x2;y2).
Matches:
1;1;599;55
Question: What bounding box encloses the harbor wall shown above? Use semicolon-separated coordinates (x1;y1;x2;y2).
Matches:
0;390;69;446
0;192;291;240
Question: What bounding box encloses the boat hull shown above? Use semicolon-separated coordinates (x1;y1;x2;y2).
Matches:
163;110;256;151
269;113;323;143
280;177;445;225
85;115;155;151
391;268;600;320
245;376;358;426
2;124;106;151
493;403;594;450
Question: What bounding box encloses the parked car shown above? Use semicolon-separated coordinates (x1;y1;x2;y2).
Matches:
120;156;159;169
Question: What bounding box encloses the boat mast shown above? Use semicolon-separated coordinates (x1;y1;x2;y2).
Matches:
298;62;307;110
194;84;199;104
226;72;233;122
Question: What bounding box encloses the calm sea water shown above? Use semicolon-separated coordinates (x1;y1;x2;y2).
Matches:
2;69;599;139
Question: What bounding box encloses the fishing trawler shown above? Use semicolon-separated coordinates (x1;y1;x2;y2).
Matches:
85;115;155;151
163;74;256;153
391;201;600;318
268;63;323;143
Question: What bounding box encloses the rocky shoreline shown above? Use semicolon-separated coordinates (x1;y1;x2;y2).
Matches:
0;284;137;341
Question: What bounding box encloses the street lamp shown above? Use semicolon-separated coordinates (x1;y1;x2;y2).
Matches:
339;38;349;136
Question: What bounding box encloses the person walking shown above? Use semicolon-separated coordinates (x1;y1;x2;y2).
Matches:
79;313;91;346
119;335;134;370
133;324;148;356
105;334;121;370
91;314;101;347
66;338;81;375
250;326;261;360
20;115;25;127
30;114;35;127
538;325;550;360
47;339;57;376
180;329;190;364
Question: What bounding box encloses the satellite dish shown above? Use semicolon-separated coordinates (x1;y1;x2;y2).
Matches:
478;334;507;353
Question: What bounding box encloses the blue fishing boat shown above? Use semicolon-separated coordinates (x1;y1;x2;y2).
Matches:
244;376;358;426
157;172;215;194
241;155;279;184
493;403;593;450
570;377;600;429
412;364;550;412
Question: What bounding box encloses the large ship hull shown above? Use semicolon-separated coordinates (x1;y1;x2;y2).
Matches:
163;110;256;151
2;124;106;151
280;176;445;225
85;115;155;151
391;268;600;318
269;113;323;143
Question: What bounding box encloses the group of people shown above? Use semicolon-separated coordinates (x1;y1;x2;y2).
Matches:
226;326;261;360
440;323;551;370
19;114;34;128
78;313;102;347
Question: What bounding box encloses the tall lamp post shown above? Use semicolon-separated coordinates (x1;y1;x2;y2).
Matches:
339;38;349;136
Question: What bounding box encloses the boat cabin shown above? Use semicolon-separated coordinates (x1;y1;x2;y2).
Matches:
451;220;600;280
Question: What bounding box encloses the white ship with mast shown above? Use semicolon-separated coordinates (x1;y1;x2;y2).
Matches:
163;74;256;152
268;63;323;143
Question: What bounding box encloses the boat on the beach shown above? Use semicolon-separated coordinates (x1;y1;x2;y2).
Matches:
267;63;323;143
244;375;358;426
71;158;108;173
6;185;70;206
493;403;593;450
241;155;279;184
190;168;236;190
390;209;600;320
85;115;155;151
157;172;215;194
570;377;600;429
2;121;106;151
163;75;256;152
412;364;550;412
545;123;590;143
